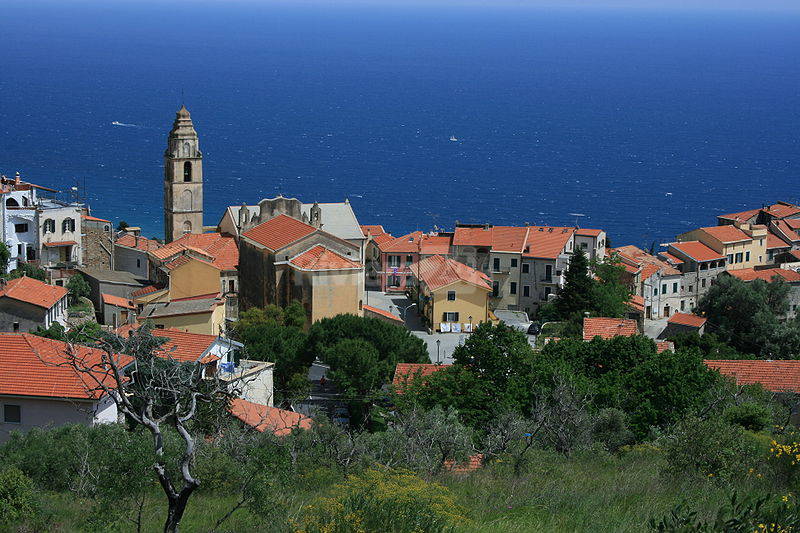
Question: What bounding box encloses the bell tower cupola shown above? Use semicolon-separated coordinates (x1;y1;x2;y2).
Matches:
163;105;204;243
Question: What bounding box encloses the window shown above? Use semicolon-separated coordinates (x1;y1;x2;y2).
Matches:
136;258;141;268
745;251;750;262
688;285;693;292
229;280;235;293
17;244;23;256
701;278;706;288
12;322;19;332
672;282;678;293
389;275;400;287
492;281;499;297
727;254;734;263
545;265;553;281
700;263;708;271
443;312;460;322
493;258;501;272
388;256;401;268
653;287;658;296
43;218;55;233
510;282;517;295
182;220;192;234
661;284;667;294
735;252;743;263
522;263;529;274
447;290;456;301
511;258;518;268
183;161;192;182
680;300;685;311
523;285;530;297
14;223;28;233
62;218;75;232
580;242;588;249
406;255;413;265
3;404;21;424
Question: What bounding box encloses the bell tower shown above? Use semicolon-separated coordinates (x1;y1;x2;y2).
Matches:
164;105;204;243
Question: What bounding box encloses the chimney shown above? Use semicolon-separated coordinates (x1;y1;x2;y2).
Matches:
14;172;20;186
135;234;140;248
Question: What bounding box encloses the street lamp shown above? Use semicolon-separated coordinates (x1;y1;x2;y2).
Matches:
400;302;416;319
436;339;441;364
468;315;473;332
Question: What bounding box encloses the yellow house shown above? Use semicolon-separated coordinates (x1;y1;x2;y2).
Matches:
165;255;221;300
678;224;768;271
409;255;491;333
137;295;226;335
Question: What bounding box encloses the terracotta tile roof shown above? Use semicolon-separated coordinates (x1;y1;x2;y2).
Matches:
789;250;800;262
613;245;680;277
289;245;362;271
524;226;575;259
583;317;638;340
0;334;131;400
627;294;645;313
151;233;238;271
163;254;221;272
785;219;800;230
102;293;135;310
669;241;726;262
115;233;162;252
43;241;77;247
700;225;751;244
491;226;530;253
656;341;675;353
764;202;800;219
229;398;312;436
772;220;800;243
372;233;395;247
718;208;761;223
393;363;450;393
705;360;800;393
116;325;220;363
131;285;164;298
361;224;387;236
241;214;317;251
362;304;404;323
575;228;603;237
452;226;494;247
82;214;110;223
668;312;707;328
0;276;67;309
727;267;800;283
658;252;684;265
381;232;452;255
410;255;491;292
766;232;791;250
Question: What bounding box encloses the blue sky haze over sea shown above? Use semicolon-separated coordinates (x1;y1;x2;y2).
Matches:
1;1;799;246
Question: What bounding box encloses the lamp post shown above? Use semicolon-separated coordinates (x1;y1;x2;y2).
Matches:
468;315;473;332
400;302;416;319
436;339;441;364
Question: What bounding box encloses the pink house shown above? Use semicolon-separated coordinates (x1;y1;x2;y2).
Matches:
378;231;452;292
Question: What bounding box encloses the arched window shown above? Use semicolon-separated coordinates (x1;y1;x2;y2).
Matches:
43;219;55;233
181;189;193;211
183;161;192;182
62;218;75;232
5;198;19;207
182;220;192;234
183;142;191;157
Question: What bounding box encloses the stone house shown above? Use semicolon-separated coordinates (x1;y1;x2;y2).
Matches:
0;276;68;333
612;245;683;319
114;231;162;279
239;214;364;323
660;241;727;307
360;225;394;290
77;267;144;314
137;295;226;336
0;333;127;443
81;213;114;270
678;224;768;271
101;293;136;329
409;255;492;333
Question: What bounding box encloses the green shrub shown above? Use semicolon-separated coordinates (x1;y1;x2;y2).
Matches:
662;416;764;481
0;467;39;524
723;402;771;432
296;468;468;533
592;408;635;452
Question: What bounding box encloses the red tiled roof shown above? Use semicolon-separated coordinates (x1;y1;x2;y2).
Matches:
289;245;362;271
0;334;131;400
452;226;494;247
102;293;135;310
668;312;707;328
764;202;800;219
241;214;317;251
362;304;403;323
116;233;162;252
392;363;450;394
116;325;219;363
705;360;800;393
361;224;386;236
151;233;238;271
583;317;638;341
163;254;221;272
524;226;575;259
82;214;110;223
0;276;67;309
627;294;645;313
43;241;77;247
381;232;452;255
613;245;680;277
656;341;675;353
766;232;791;250
575;228;603;237
658;252;684;265
131;285;164;298
785;219;800;230
772;220;800;243
718;208;761;223
669;241;726;262
410;255;491;292
372;233;395;247
229;398;312;436
727;268;800;283
491;226;530;253
700;225;751;244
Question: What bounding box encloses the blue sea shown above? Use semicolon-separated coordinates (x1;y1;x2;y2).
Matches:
1;1;799;247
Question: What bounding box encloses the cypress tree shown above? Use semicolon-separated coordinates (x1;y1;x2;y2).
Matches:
555;247;593;318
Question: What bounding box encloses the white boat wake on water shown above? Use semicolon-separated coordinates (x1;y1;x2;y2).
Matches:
111;121;139;127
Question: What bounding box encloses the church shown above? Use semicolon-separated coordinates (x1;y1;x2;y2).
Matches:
161;106;366;325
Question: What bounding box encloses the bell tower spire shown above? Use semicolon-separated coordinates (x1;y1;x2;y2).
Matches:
163;105;204;243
